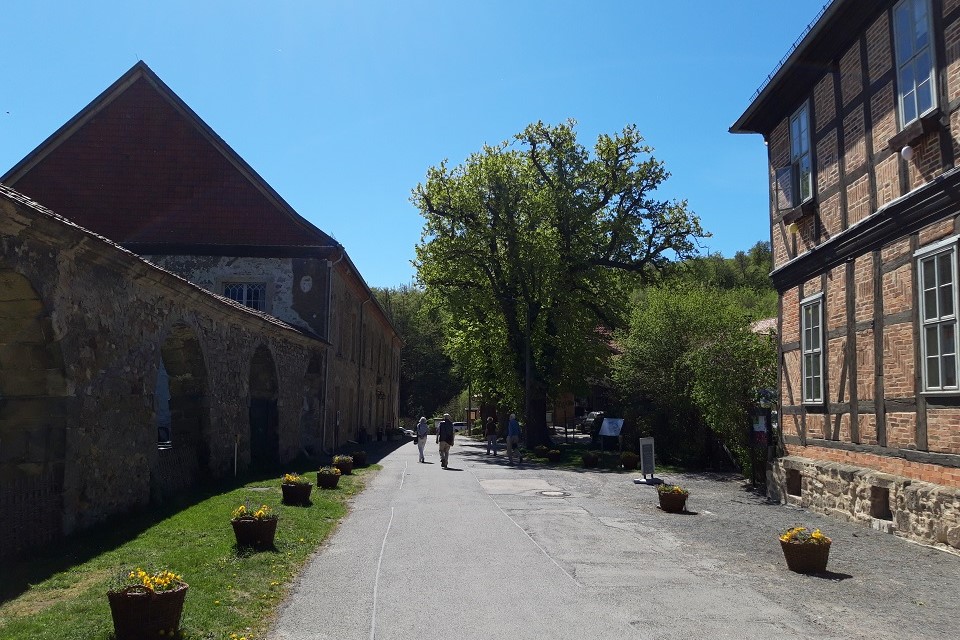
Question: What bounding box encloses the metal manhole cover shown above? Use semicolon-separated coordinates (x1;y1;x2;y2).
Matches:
539;491;570;497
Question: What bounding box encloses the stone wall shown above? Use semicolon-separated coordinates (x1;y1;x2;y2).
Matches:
769;455;960;551
0;185;328;560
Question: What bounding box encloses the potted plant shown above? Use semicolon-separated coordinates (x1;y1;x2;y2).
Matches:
779;526;832;573
333;454;354;475
351;450;368;467
621;451;639;471
582;451;600;468
656;484;689;513
534;445;550;458
317;465;342;489
230;503;278;550
107;567;188;640
280;472;312;506
547;449;562;462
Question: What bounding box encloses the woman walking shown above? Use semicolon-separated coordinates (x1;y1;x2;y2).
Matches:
416;416;429;462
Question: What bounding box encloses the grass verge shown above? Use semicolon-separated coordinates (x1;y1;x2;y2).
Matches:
0;465;376;640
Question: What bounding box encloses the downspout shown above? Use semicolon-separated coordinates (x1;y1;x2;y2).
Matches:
322;245;345;454
357;295;372;441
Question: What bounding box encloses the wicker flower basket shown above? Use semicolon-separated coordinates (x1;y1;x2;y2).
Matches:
107;582;188;640
780;540;831;573
334;459;354;475
317;473;340;489
231;518;278;550
658;491;688;513
281;482;313;506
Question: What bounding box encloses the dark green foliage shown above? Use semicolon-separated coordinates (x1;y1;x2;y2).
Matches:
372;284;464;421
613;283;776;473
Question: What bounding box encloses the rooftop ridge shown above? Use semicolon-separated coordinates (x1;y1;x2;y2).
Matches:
748;0;836;104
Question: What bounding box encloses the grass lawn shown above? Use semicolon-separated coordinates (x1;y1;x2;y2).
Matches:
0;464;376;640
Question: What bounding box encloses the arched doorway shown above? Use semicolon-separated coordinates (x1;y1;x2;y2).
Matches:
300;353;324;456
0;268;69;561
249;344;279;470
153;323;209;494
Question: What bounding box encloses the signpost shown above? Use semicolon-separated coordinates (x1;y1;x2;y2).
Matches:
597;418;624;454
639;437;655;480
749;408;772;487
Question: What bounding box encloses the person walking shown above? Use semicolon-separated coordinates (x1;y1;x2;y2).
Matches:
506;413;522;465
484;416;498;456
416;416;429;462
436;413;455;468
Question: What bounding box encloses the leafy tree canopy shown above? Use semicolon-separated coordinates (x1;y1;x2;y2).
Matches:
372;284;463;421
412;120;707;445
613;283;776;471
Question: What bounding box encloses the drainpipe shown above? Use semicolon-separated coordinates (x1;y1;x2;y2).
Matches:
357;295;372;441
322;245;345;454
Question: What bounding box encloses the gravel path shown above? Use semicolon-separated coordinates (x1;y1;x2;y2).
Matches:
547;459;960;639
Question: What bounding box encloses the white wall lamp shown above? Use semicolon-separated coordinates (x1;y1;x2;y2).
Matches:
901;145;915;162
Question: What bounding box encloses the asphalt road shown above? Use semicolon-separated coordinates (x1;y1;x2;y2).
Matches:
268;437;960;640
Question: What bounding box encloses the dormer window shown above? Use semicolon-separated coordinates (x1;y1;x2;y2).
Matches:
775;102;813;217
894;0;936;128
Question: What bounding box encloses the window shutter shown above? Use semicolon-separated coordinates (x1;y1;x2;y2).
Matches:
775;166;794;210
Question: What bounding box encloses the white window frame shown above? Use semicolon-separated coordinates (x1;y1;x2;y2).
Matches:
894;0;937;128
915;237;959;393
223;281;269;312
801;293;824;404
776;103;813;211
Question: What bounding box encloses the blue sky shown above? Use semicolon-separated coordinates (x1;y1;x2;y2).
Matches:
2;1;828;288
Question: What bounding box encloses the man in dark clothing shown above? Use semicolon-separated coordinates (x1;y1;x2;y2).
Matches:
436;413;455;468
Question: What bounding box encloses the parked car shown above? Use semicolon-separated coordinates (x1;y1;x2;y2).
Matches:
579;411;604;434
585;411;606;443
452;421;467;433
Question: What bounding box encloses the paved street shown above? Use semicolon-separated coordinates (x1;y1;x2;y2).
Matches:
269;437;960;640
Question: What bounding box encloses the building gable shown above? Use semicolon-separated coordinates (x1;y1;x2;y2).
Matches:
2;62;333;249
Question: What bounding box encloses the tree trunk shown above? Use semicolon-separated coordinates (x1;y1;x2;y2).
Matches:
524;386;551;448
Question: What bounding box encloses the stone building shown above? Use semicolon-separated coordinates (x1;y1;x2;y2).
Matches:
0;63;400;559
732;0;960;550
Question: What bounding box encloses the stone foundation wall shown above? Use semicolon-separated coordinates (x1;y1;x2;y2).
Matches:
0;186;328;560
768;455;960;551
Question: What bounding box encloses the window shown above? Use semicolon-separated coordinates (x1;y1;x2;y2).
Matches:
918;245;958;392
776;103;813;211
894;0;936;127
223;282;267;311
801;295;823;403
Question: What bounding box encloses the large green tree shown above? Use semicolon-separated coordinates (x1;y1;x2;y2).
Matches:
412;120;707;446
613;284;776;471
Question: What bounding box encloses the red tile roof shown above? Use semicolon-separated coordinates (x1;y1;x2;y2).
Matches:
2;62;333;249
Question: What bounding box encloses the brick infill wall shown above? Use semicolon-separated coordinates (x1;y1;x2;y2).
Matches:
785;443;960;489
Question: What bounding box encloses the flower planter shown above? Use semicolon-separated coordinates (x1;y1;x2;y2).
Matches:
231;518;278;549
107;582;188;640
351;451;368;467
317;473;340;489
657;491;688;513
547;451;562;463
334;459;353;475
281;482;312;506
780;540;831;573
621;455;639;471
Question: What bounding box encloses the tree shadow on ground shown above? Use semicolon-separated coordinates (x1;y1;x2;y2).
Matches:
0;443;402;606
